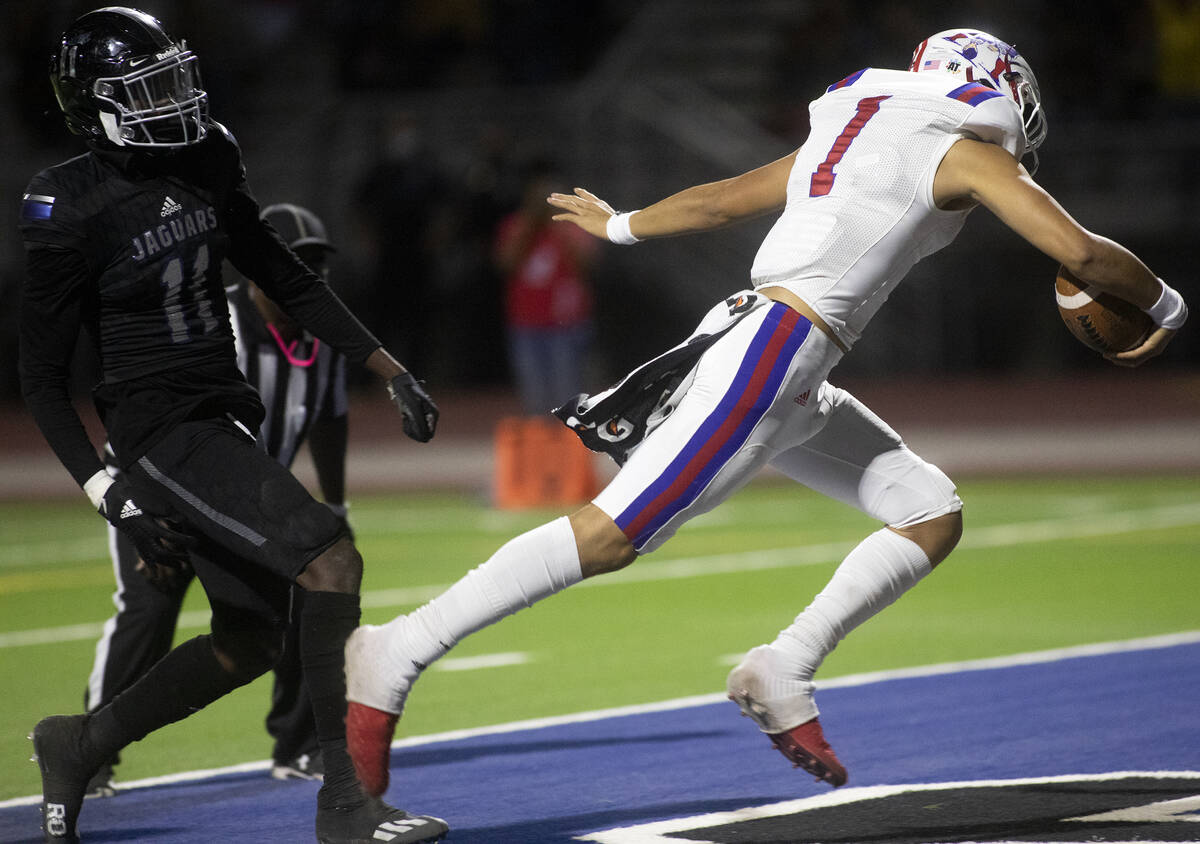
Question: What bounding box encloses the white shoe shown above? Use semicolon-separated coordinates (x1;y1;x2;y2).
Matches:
344;622;418;715
726;645;818;734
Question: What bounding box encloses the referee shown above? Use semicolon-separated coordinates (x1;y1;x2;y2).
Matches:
84;204;351;792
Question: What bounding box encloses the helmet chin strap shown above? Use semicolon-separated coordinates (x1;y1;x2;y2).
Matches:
98;111;126;146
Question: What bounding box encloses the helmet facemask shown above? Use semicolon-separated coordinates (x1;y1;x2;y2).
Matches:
89;43;208;148
1008;72;1046;172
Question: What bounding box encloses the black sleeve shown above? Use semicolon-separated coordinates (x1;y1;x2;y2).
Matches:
218;135;382;364
18;244;105;488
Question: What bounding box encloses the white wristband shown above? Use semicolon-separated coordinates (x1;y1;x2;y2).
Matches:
606;211;641;245
1144;279;1188;330
83;469;115;510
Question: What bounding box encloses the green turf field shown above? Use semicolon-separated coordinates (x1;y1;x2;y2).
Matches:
1;474;1197;800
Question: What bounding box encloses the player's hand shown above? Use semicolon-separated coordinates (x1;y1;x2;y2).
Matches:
99;479;196;573
1105;326;1176;368
387;372;439;442
547;188;615;239
135;550;193;595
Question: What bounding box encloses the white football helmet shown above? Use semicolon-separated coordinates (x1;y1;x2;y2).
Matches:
910;29;1047;168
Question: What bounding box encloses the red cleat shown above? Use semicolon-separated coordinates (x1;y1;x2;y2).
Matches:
767;717;848;787
345;701;399;798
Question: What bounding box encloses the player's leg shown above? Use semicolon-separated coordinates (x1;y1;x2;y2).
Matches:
33;541;283;844
345;300;817;795
81;520;189;796
727;384;963;785
343;511;594;796
34;419;444;843
266;586;323;780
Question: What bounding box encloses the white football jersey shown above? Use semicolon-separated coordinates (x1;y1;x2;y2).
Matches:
750;67;1024;348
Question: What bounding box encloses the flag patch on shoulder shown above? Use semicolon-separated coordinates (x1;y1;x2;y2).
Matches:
946;82;1003;106
826;68;868;92
21;194;55;221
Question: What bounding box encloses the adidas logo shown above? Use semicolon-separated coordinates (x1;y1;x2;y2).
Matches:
374;816;431;841
794;389;811;406
160;196;184;217
119;499;143;520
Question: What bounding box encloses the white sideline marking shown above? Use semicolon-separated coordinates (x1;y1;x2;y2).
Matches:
3;631;1198;810
434;651;530;672
3;501;1198;650
574;770;1200;843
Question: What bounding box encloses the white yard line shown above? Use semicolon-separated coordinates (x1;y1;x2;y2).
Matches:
3;501;1198;651
3;631;1197;809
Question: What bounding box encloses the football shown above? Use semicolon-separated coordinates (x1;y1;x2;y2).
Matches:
1054;265;1153;353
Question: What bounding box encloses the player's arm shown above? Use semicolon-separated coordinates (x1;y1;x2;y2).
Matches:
20;246;196;568
934;139;1185;366
547;151;797;242
218;135;438;440
19;244;106;488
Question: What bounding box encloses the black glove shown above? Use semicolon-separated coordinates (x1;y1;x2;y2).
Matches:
135;554;194;595
387;372;439;442
99;478;196;589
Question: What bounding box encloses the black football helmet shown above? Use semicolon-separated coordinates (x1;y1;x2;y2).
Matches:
50;6;207;149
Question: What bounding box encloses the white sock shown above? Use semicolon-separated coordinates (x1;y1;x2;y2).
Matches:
383;516;582;675
771;527;933;680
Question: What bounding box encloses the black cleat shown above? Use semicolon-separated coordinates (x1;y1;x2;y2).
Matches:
271;749;324;782
316;795;448;844
31;715;103;843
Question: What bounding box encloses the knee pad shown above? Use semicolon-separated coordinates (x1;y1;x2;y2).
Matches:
863;448;963;530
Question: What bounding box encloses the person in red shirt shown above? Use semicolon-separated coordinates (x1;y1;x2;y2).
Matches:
493;158;599;414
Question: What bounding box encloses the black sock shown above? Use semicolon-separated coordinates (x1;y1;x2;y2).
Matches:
299;590;363;809
87;634;247;760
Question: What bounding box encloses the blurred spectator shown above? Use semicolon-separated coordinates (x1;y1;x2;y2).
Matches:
492;158;600;414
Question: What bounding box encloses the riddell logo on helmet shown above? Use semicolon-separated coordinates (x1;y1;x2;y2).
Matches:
154;45;180;61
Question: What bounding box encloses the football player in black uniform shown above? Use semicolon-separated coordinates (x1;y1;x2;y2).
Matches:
19;8;446;843
83;204;358;797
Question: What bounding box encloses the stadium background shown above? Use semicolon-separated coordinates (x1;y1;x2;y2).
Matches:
0;4;1198;839
1;0;1199;404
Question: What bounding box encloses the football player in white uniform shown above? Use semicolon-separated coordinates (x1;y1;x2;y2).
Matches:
343;29;1187;795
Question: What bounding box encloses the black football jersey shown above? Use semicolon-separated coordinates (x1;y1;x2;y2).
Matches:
18;123;380;483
